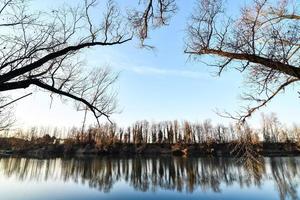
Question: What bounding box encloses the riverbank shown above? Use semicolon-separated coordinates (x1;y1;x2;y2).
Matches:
1;137;300;157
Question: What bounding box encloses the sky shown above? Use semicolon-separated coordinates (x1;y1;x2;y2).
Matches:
8;0;300;129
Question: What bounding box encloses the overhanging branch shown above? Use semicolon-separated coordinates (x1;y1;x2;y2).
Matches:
185;48;300;79
0;79;112;123
0;38;131;84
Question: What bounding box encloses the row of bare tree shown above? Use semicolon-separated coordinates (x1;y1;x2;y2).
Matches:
6;113;298;146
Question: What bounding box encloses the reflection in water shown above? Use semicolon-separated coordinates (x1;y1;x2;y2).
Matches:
0;156;299;200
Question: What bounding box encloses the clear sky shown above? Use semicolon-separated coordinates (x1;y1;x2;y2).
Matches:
10;0;300;129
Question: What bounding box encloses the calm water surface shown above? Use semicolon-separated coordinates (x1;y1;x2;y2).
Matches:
0;156;299;200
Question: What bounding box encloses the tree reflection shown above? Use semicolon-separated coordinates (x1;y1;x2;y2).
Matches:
0;156;299;199
270;157;300;200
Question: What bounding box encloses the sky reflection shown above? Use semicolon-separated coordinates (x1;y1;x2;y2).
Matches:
0;156;298;200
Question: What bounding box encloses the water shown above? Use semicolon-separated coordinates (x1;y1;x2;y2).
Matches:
0;156;299;200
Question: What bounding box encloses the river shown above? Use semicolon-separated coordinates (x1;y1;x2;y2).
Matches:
0;156;298;200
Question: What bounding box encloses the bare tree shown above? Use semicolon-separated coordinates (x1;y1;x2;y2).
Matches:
0;0;176;127
231;123;263;175
151;122;157;143
128;0;177;47
78;67;118;133
0;96;14;132
185;0;300;123
183;121;193;144
261;112;281;143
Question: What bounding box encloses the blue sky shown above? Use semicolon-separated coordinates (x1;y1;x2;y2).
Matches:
11;0;300;129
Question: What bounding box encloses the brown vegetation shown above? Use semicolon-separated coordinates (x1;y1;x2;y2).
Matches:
1;113;300;157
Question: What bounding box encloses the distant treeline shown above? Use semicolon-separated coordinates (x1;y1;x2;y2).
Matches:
1;113;300;150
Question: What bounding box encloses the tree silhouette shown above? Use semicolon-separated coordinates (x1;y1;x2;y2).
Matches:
185;0;300;123
0;0;177;125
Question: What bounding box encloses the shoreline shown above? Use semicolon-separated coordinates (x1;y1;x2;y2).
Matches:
1;142;300;158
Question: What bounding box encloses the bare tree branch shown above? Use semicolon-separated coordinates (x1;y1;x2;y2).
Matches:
186;0;300;123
